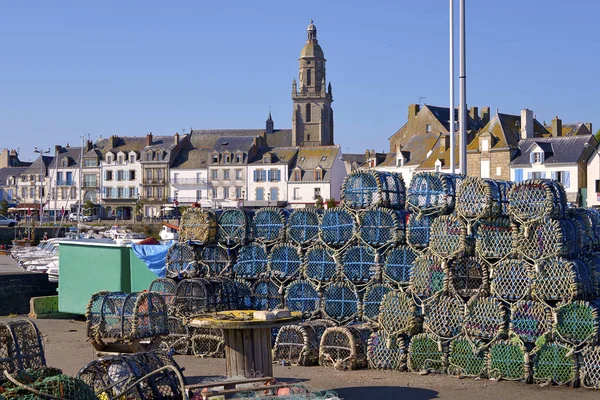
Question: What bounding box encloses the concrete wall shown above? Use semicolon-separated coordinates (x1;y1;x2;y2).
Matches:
0;273;57;314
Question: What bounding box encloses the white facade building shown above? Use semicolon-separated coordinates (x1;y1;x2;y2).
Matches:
100;149;142;219
247;149;297;206
169;148;210;208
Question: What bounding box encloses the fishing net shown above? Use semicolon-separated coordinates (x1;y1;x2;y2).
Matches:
285;280;321;317
553;300;600;347
406;172;463;216
358;208;400;247
447;337;488;378
148;278;177;312
455;177;511;224
341;245;377;284
532;257;593;302
449;257;488;298
86;291;168;340
508;179;568;224
190;330;225;358
341;170;406;210
322;281;359;323
0;320;45;374
252;207;286;244
251;279;283;311
269;243;303;284
361;283;393;322
175;278;239;316
428;215;471;259
233;244;269;278
409;254;448;300
198;245;231;277
568;208;594;251
516;217;581;261
486;339;528;381
217;208;251;244
287;209;320;246
319;325;373;370
580;345;600;389
1;368;96;400
367;332;409;371
165;242;199;279
406;213;435;250
383;245;418;286
179;208;218;244
378;291;423;336
407;333;446;373
532;342;577;385
319;208;356;247
474;217;514;260
509;300;553;344
463;296;508;340
424;294;464;339
489;258;533;302
584;252;600;298
233;279;253;310
160;316;190;355
304;245;339;285
273;320;335;366
587;208;600;250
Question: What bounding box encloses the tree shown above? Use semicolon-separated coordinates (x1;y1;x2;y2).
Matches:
315;195;324;209
595;129;600;142
326;198;336;209
83;200;95;215
0;199;8;216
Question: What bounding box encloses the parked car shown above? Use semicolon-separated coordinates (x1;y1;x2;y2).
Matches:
0;215;17;227
68;213;93;222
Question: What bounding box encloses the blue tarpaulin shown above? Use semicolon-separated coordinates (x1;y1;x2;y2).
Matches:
131;241;175;278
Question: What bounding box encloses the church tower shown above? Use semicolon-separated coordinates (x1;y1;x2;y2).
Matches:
292;20;334;147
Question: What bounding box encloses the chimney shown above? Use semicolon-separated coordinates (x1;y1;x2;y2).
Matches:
469;106;479;122
85;140;93;152
146;132;153;146
480;107;491;126
54;145;61;154
109;135;118;148
174;132;180;146
440;134;450;153
0;149;9;168
585;123;593;135
520;109;533;139
551;116;562;137
408;104;420;119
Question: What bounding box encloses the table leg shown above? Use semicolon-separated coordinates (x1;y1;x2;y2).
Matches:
223;328;273;378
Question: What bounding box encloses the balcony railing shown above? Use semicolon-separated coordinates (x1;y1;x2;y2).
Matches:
56;180;73;186
170;178;208;185
83;181;98;188
167;197;204;203
101;194;138;200
142;178;166;185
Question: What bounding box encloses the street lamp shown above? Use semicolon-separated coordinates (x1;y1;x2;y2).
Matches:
33;147;51;223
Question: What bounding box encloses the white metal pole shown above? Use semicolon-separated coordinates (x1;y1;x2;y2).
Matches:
77;136;84;236
449;0;455;174
53;147;58;224
459;0;467;175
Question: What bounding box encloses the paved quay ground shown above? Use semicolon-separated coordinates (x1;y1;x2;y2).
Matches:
0;253;26;275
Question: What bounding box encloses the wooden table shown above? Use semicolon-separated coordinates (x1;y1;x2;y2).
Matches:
189;310;301;378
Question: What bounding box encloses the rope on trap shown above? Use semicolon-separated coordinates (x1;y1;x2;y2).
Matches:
428;215;472;259
406;213;436;251
0;320;46;374
322;280;360;324
340;170;406;210
303;243;340;288
284;279;321;318
251;278;283;311
463;295;508;342
579;345;600;389
148;278;177;313
319;324;373;370
406;172;464;217
486;338;530;381
568;208;595;252
1;368;96;400
382;245;418;287
508;179;568;229
361;283;393;323
407;333;447;374
340;245;378;285
378;291;423;337
447;336;488;378
409;253;450;302
318;207;357;250
251;207;287;245
531;257;594;303
473;217;515;260
531;341;578;386
509;300;553;344
273;320;335;366
489;258;534;303
448;256;489;298
287;209;320;246
178;207;218;245
553;299;600;348
165;242;200;279
423;293;465;340
269;243;303;287
174;278;239;316
357;208;403;248
367;331;409;371
232;243;269;278
197;244;232;277
515;217;582;262
217;208;251;245
455;177;513;234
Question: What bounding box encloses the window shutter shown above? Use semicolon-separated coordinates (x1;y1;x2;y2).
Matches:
527;171;532;180
124;170;129;180
563;171;570;188
514;169;523;182
551;171;557;180
530;153;535;164
112;188;117;197
276;170;281;181
268;170;272;182
124;188;129;198
253;170;257;182
262;170;266;181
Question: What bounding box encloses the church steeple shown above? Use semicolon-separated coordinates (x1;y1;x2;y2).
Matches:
266;109;274;134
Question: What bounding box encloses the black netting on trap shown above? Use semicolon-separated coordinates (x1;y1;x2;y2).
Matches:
269;243;302;283
584;253;600;298
361;284;393;322
287;209;320;245
455;177;511;222
463;296;508;340
447;337;488;378
198;245;231;277
252;207;286;243
190;329;225;358
304;244;339;284
424;294;464;339
1;368;96;400
76;351;184;400
554;300;600;347
407;333;446;373
486;340;528;381
490;258;533;302
406;213;435;249
233;279;253;309
568;208;594;251
429;215;470;259
233;244;268;278
579;345;600;389
367;332;409;371
319;325;373;370
341;245;377;284
587;208;600;250
383;245;418;285
319;208;356;247
409;254;448;300
217;208;251;244
165;242;199;279
160;316;190;355
148;278;177;315
251;279;283;310
0;320;45;374
508;179;568;223
273;320;334;366
175;278;239;316
358;208;400;247
179;208;217;244
532;257;594;302
322;281;359;322
285;280;321;316
532;342;577;385
341;170;406;210
378;291;423;336
406;172;463;216
449;257;488;298
86;292;168;340
474;217;515;259
509;300;553;344
516;218;581;261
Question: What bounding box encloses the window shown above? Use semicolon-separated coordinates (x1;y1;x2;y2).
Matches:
552;171;571;189
146;169;153;181
83;174;96;187
514;169;523;182
145;187;153;199
530;171;545;179
223;170;230;180
224;154;230;163
293;170;302;181
532;152;543;164
254;169;266;182
212;188;218;198
61;188;68;199
157;187;164;199
212;154;219;163
84;159;97;167
56;172;63;185
481;139;489;152
157;169;164;181
117;170;124;181
269;169;281;182
129;187;136;198
61;158;67;167
256;188;264;201
306;104;311;122
30;187;35;198
596;180;600;193
270;187;278;201
106;155;113;163
293;187;300;200
426;124;432;133
314;187;321;199
307;134;310;141
118;155;124;164
235;187;242;199
66;172;73;185
129;170;136;180
70;187;77;199
211;170;218;180
496;167;502;177
118;188;124;198
21;188;26;198
129;154;136;163
307;69;311;86
314;169;323;181
235;169;242;180
223;187;229;199
196;190;202;201
236;154;242;163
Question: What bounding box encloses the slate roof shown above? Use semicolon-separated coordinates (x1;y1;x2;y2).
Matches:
252;147;299;165
22;155;53;176
96;137;148;153
426;105;481;132
171;147;210;169
212;137;256;153
190;129;292;149
510;135;596;166
377;152;398;167
401;133;442;167
291;145;340;182
468;112;549;152
543;122;591;137
0;167;29;186
48;146;83;169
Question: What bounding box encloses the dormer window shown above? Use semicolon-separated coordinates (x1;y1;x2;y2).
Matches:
129;153;136;163
426;124;432;133
61;158;68;167
293;169;302;181
106;154;113;164
481;139;489;152
314;168;323;181
434;159;442;172
224;154;231;163
118;155;124;164
532;152;544;164
236;154;242;163
212;154;219;163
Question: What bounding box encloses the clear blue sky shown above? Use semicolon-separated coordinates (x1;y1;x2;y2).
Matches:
1;1;598;162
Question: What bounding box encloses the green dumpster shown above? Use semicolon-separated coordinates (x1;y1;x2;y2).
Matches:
129;248;160;292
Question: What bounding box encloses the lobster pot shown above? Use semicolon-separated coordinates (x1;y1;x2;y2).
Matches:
252;207;286;243
149;278;177;311
179;208;217;244
379;291;422;336
448;337;488;378
361;284;393;322
86;292;168;340
490;259;533;302
287;209;320;246
568;208;594;251
367;332;409;371
199;245;231;277
407;333;446;373
509;300;553;344
554;300;600;347
166;242;199;279
532;257;593;302
455;177;510;221
323;282;359;323
463;297;508;341
233;244;268;278
77;351;184;400
532;342;577;385
580;345;600;389
450;257;488;298
409;254;448;300
516;218;580;261
319;208;357;247
584;252;600;298
251;279;283;311
161;316;190;355
507;179;567;223
0;320;45;374
474;217;514;259
383;246;417;286
486;340;528;381
406;172;462;216
341;170;406;210
587;208;600;250
429;215;470;258
406;213;435;249
0;369;96;400
175;278;239;316
358;208;401;247
285;280;321;316
232;279;253;309
304;245;338;284
269;243;302;283
319;325;373;370
190;330;225;358
341;245;377;284
217;208;250;244
424;294;464;339
273;320;334;366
